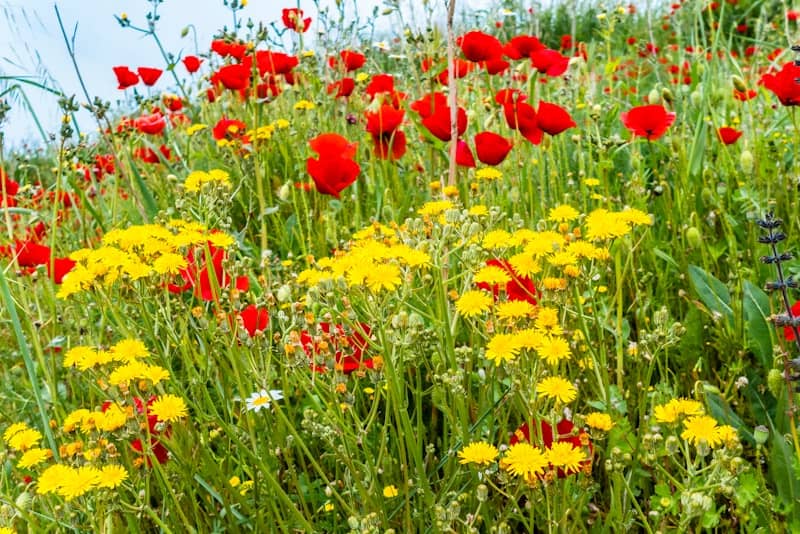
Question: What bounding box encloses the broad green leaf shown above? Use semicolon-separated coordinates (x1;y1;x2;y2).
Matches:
688;264;733;325
743;280;774;369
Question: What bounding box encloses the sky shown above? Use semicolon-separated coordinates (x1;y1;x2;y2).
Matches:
0;0;497;148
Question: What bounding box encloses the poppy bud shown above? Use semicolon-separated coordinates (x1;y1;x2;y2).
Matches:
740;149;754;173
277;183;291;201
685;226;702;248
732;75;747;93
753;425;769;446
690;90;702;108
661;87;674;104
647;88;660;104
767;368;784;397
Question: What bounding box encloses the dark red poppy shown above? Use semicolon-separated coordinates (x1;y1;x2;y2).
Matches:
282;8;311;33
620;104;676;140
306;156;360;198
536;102;576;136
168;242;249;301
503;35;545;59
327;77;355;98
212;64;251;91
182;55;202;73
365;105;405;136
474;132;513;165
717;126;742;145
113;66;139;89
213;117;248;142
137;67;163;86
134;112;166;135
309;133;358;159
531;49;569;77
456;140;476;168
256;51;298;76
372;130;407;160
510;418;592;477
458;31;503;62
238;304;270;337
421;105;467;142
784;301;800;341
476;259;539;305
760;62;800;106
331;50;366;72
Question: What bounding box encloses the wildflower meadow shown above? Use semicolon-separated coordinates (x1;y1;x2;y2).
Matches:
3;0;800;531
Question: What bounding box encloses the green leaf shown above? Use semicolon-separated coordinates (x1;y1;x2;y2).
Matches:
735;471;759;508
688;264;733;326
688;117;707;179
743;280;774;369
126;154;159;219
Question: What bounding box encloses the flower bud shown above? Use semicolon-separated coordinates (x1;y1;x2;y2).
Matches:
686;226;702;249
740;149;754;174
732;75;747;93
767;368;784;397
661;87;674;104
648;88;660;105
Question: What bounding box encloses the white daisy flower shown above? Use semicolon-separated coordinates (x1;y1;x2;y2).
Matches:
245;389;284;412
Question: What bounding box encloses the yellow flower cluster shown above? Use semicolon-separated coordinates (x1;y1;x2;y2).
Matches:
584;207;652;241
63;338;170;388
296;222;430;294
4;422;43;452
184;169;231;192
652;398;738;449
246;118;290;141
37;464;128;500
57;219;234;299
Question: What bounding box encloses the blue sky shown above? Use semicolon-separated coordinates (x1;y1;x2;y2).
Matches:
0;0;496;148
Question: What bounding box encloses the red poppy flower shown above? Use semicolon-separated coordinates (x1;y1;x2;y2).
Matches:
372;130;407;160
306;156;360;198
0;169;19;196
257;78;282;99
92;155;116;181
48;257;76;284
134;145;171;164
620;104;676;140
137;67;163;86
328;77;355;98
536;102;576;136
760;62;800;106
282;8;311;33
784;301;800;341
331;50;366;72
458;31;503;62
213;117;248;141
733;88;757;101
421;105;467;142
476;259;539;305
182;55;202;73
717;126;742;145
410;92;448;119
531;49;569;77
256;51;298;76
134;112;167;135
503;35;545;59
168;242;249;301
474;131;513;165
238;304;270;337
7;239;50;267
212;64;251;91
113;66;139;89
456;140;476;167
436;59;474;84
365;105;405;136
510;418;592;478
309;133;358;159
483;57;510;75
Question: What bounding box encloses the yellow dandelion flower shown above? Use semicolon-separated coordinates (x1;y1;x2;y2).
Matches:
96;404;128;432
7;428;42;452
482;230;513;250
546;441;586;474
542;277;568;290
97;465;128;489
583;178;600;187
537;376;577;403
58;466;101;500
417;200;454;216
508;253;541;278
108;361;148;387
207;232;235;248
149;394;188;423
63;409;91;433
455;290;493;317
584;209;631;241
585;412;614;431
186;123;207;135
536;335;572;365
468;204;488;216
475;168;503;180
495;300;536;321
548;205;580;222
500;442;548;482
716;425;739;447
458;441;499;465
141;364;170;385
618;208;652;226
3;422;29;443
653;398;703;424
383;485;399;498
153;253;188;275
681;415;723;447
485;333;522;366
272;118;290;129
473;265;512;286
110;339;149;362
36;464;73;495
548;251;578;267
63;346;97;368
17;447;51;469
293;99;316;110
365;263;402;292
